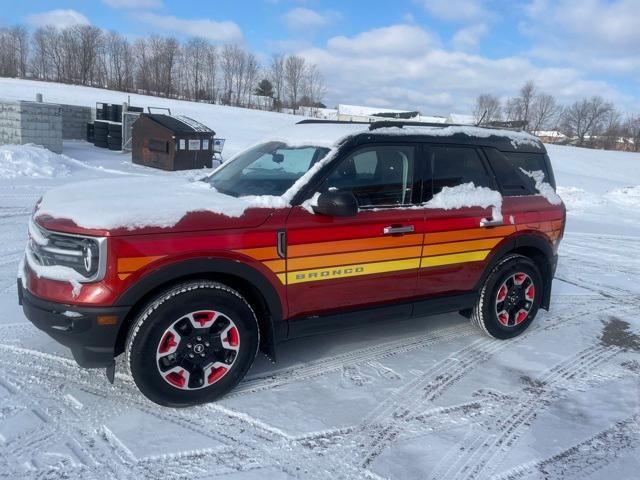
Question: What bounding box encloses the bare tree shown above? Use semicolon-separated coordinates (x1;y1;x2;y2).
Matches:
561;96;614;146
301;64;326;109
601;109;622;150
270;54;285;111
624;116;640;152
530;93;560;133
285;55;306;111
473;94;501;124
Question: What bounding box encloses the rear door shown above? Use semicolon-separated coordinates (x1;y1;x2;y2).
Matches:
416;145;513;298
284;143;425;319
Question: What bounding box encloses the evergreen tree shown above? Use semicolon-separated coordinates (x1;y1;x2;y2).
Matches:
255;78;274;97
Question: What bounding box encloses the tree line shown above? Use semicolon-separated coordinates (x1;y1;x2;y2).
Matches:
0;23;326;112
473;80;640;151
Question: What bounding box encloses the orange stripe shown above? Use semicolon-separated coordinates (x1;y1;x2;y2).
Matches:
425;226;515;244
117;255;165;273
424;237;502;256
118;273;131;280
288;234;422;258
288;245;423;271
263;259;286;273
235;246;279;261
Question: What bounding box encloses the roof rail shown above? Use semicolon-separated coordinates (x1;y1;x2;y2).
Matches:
296;119;370;125
369;120;462;130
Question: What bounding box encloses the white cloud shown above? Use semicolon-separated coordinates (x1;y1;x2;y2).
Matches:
296;23;626;115
522;0;640;75
418;0;492;22
452;23;487;50
25;9;90;29
327;25;439;57
138;13;243;43
282;7;337;31
102;0;163;9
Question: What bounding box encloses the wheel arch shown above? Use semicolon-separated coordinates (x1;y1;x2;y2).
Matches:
113;258;286;361
477;233;555;310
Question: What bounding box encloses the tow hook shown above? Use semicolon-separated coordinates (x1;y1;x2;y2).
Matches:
105;362;116;384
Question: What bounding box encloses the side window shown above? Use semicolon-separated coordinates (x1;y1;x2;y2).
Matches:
505;152;555;188
426;146;493;201
323;145;415;207
485;148;532;196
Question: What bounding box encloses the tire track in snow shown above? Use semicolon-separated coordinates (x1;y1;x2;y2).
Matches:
432;343;626;480
231;323;475;397
491;413;640;480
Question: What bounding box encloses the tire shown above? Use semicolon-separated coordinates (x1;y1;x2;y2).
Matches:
126;281;260;407
470;254;542;339
93;140;108;148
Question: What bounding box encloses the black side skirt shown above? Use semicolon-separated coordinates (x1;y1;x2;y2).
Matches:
286;292;477;340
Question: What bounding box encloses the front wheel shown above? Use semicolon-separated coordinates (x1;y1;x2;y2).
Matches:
126;281;259;407
471;254;542;339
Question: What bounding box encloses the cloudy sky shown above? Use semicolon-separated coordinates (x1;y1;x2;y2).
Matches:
4;0;639;115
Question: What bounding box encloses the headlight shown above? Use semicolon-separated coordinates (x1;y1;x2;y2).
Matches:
28;219;107;282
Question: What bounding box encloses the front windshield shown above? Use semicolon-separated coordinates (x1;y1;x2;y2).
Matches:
209;142;331;197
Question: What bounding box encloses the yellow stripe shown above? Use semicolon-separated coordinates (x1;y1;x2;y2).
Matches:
285;258;421;284
423;238;500;257
420;250;490;268
287;245;422;271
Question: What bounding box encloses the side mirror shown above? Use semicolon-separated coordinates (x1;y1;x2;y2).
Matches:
312;190;359;217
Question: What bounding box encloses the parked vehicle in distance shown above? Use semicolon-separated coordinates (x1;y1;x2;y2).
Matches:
19;120;565;407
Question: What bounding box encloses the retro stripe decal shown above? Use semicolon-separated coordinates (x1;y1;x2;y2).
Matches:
236;221;560;285
284;258;422;284
117;255;166;280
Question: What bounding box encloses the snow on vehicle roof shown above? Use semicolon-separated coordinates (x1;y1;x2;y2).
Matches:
265;122;542;150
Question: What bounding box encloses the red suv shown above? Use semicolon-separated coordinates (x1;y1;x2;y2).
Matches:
19;120;565;406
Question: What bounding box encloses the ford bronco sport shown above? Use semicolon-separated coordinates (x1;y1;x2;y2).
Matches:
19;120;565;407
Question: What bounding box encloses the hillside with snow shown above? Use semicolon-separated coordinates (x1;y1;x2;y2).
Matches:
0;81;639;480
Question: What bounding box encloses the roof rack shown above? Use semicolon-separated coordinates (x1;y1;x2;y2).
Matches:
368;120;462;130
296;119;370;125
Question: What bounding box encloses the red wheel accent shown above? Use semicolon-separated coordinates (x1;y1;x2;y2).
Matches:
514;273;527;285
498;311;509;326
515;309;528;324
166;370;187;388
226;327;239;347
525;284;535;301
158;332;177;354
497;285;508;302
207;366;228;385
193;311;216;327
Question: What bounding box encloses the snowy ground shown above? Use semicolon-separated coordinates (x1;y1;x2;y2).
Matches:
1;83;640;479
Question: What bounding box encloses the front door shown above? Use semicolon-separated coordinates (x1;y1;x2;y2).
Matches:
285;143;424;319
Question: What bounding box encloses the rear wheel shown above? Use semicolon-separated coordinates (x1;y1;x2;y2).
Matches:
471;254;542;339
126;281;259;407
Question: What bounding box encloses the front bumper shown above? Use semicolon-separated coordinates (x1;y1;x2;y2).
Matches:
18;281;129;368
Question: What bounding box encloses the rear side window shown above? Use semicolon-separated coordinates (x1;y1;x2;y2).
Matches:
485;148;533;196
505;152;556;189
424;146;493;201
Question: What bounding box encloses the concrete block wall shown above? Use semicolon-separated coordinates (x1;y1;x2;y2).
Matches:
61;104;91;140
0;100;63;154
0;102;22;145
18;101;63;154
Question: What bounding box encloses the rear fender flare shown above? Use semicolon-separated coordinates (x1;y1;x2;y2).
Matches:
477;233;555;309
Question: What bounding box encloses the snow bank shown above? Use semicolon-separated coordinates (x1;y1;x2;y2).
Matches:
425;182;503;221
0;144;75;179
35;176;286;230
605;185;640;208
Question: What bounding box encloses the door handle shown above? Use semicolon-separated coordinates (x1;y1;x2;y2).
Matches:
480;217;504;228
383;225;415;235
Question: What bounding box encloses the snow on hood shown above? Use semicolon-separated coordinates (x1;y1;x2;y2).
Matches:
34;176;285;231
